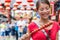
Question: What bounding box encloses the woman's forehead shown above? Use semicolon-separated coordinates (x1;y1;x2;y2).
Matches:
39;3;49;8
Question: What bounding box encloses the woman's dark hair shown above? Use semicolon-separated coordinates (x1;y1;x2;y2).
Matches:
29;17;33;24
36;0;50;10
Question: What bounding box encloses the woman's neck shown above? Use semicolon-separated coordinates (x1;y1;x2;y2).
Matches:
40;18;50;24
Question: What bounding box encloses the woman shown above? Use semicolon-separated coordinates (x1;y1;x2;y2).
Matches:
21;0;59;40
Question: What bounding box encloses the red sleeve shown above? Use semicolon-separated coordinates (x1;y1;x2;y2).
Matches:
28;22;36;32
28;22;38;33
50;21;59;40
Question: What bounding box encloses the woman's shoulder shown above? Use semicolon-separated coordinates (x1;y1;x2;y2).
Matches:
52;21;59;30
52;21;59;26
28;22;37;32
28;19;40;29
28;22;36;28
45;21;59;31
49;20;59;25
28;19;40;27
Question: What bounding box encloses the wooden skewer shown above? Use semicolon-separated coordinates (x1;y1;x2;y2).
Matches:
30;22;53;35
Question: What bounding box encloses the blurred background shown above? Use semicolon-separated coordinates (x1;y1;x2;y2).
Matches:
0;0;60;40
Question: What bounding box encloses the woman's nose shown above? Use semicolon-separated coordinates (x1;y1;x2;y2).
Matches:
43;9;49;13
43;10;47;13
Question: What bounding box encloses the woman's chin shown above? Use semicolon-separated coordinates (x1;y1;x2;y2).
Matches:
42;17;48;20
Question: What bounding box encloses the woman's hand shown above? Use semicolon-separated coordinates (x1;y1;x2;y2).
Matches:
21;33;30;40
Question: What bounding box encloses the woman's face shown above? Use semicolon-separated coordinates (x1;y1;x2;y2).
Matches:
38;3;50;19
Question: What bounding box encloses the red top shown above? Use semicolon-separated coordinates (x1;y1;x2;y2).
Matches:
28;21;59;40
58;22;60;29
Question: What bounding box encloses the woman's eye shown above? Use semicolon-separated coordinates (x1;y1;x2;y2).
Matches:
46;7;49;10
39;8;44;11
